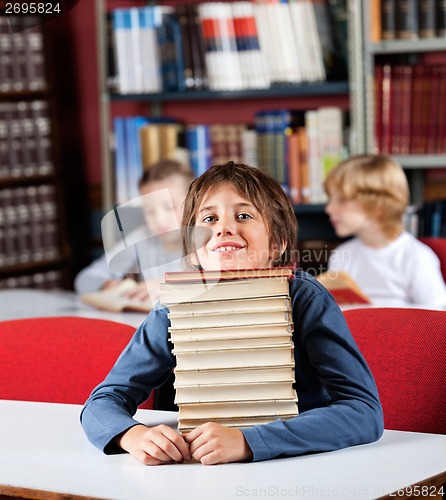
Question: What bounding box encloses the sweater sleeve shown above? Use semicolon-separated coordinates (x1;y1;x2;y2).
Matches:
241;275;384;462
80;303;175;452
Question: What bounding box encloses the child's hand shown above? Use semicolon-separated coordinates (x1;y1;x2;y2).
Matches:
117;424;192;465
184;422;253;465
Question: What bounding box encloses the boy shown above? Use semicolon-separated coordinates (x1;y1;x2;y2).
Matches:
74;159;194;306
325;154;446;308
81;161;383;465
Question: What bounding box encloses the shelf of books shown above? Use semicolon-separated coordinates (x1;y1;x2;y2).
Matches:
350;0;446;206
0;16;71;289
96;0;350;236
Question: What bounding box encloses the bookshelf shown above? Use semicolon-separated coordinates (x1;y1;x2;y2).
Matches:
0;16;71;289
348;0;446;205
95;0;350;247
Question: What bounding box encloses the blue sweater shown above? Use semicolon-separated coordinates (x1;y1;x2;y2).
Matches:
81;272;384;461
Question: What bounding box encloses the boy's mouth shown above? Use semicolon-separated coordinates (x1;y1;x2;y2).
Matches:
211;242;244;253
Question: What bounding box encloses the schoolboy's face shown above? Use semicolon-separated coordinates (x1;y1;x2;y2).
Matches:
194;183;272;271
325;190;374;238
140;175;187;245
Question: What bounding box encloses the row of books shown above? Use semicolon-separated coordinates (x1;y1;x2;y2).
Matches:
372;0;446;41
0;17;46;93
375;63;446;155
159;267;298;431
0;100;54;180
0;270;64;290
112;106;347;206
0;185;61;268
108;0;347;94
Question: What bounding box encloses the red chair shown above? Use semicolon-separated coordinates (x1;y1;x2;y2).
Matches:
419;237;446;282
0;316;153;408
343;307;446;435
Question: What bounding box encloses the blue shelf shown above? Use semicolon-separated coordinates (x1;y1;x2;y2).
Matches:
109;82;350;103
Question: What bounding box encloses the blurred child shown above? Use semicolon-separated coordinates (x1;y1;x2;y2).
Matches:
74;159;194;305
325;154;446;308
81;161;383;466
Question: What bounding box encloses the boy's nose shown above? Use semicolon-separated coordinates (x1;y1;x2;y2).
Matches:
216;216;234;236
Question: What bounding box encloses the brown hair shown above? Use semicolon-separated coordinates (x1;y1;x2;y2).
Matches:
181;161;298;269
139;159;195;188
324;154;409;238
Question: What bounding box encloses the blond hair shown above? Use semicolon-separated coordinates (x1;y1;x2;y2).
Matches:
324;154;409;238
181;161;298;269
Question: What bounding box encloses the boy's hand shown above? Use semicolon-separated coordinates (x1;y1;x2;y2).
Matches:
117;424;192;465
123;279;161;304
184;422;253;465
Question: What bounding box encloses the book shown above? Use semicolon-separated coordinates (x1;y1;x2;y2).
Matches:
169;308;292;329
175;380;296;404
169;322;294;342
316;271;371;305
174;364;295;385
164;266;294;283
173;344;295;370
80;278;151;313
167;295;291;315
177;397;298;420
160;275;291;304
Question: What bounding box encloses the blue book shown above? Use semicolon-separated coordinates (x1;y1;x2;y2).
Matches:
113;117;129;205
186;125;212;177
125;116;149;202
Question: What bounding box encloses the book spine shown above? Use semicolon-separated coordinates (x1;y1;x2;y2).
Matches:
381;0;396;40
22;25;46;91
437;0;446;37
113;117;129;205
396;0;419;40
185;124;212;177
419;0;436;38
198;2;244;91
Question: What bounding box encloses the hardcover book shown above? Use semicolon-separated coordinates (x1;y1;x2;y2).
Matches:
316;271;371;305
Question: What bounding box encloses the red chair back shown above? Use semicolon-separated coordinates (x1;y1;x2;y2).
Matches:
343;307;446;434
0;316;153;408
419;237;446;282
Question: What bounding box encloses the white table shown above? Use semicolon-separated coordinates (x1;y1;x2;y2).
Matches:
0;289;147;328
0;400;445;500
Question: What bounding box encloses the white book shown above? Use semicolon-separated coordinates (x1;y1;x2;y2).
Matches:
302;0;326;81
198;2;244;91
173;343;295;370
128;7;144;93
138;6;162;93
178;396;298;419
305;110;324;203
289;0;313;82
160;276;290;305
231;1;270;89
169;308;292;329
178;415;291;431
111;9;131;94
171;335;293;350
174;364;295;385
175;380;296;404
168;295;291;316
169;322;294;342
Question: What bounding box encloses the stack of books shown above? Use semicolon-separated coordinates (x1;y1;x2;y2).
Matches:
159;267;298;432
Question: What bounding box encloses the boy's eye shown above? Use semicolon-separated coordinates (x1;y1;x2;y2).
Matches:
236;212;252;220
202;215;217;223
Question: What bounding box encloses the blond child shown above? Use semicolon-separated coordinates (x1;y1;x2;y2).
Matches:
74;159;195;305
325;154;446;308
81;161;383;465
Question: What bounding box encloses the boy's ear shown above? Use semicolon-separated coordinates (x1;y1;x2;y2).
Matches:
271;241;287;261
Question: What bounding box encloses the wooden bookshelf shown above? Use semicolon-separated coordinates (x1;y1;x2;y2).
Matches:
0;16;71;289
